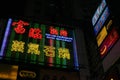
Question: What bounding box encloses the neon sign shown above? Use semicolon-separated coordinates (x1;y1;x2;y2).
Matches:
45;33;73;42
96;26;107;47
0;64;18;80
94;6;110;35
92;0;107;26
99;28;119;57
0;18;79;70
19;70;36;78
12;20;29;34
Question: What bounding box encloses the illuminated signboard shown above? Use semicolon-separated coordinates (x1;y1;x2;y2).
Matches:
96;26;107;47
92;0;106;26
0;18;79;70
17;65;40;80
99;28;119;58
105;19;113;30
0;64;18;80
96;19;113;47
94;6;110;36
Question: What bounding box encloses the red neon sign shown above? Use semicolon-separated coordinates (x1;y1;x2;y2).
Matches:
99;28;119;57
29;28;42;39
50;26;58;35
60;30;68;37
12;20;29;34
12;20;69;40
12;20;42;39
50;26;68;37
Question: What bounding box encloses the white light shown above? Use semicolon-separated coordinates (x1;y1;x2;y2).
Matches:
110;78;114;80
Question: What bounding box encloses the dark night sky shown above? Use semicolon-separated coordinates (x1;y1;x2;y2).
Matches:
0;0;27;17
0;0;120;21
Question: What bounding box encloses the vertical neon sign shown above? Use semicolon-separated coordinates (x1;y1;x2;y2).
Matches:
92;0;107;26
48;26;56;66
0;18;12;59
73;31;79;69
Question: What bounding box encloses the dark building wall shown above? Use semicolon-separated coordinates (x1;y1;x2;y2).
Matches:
75;27;90;80
102;39;120;72
0;0;27;17
0;19;8;59
39;68;80;80
106;0;120;17
24;0;73;21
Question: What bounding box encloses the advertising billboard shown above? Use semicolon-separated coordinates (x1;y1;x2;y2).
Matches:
92;0;107;26
17;65;40;80
96;26;107;47
0;18;79;70
99;28;119;58
0;64;18;80
94;6;110;36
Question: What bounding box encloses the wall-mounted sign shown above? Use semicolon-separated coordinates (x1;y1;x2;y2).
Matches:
96;26;107;47
99;28;119;58
0;18;79;70
94;6;110;36
19;70;36;78
17;65;39;80
0;64;18;80
92;0;107;26
105;19;113;30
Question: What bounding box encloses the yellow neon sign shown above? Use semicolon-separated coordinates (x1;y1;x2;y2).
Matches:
100;45;107;55
11;40;25;53
11;40;71;59
43;46;55;57
27;43;40;55
19;70;36;78
106;20;112;30
58;48;70;59
96;27;107;47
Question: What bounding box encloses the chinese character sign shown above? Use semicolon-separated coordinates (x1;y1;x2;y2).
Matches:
0;18;79;70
